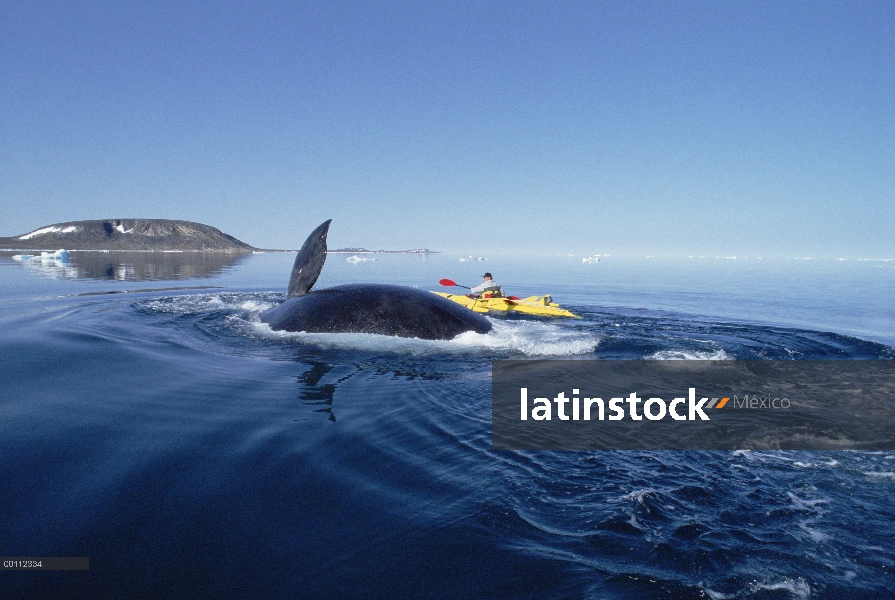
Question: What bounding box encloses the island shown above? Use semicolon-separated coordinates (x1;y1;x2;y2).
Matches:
1;219;441;254
0;219;257;252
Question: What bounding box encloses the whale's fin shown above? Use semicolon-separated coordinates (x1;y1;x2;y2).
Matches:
287;219;331;298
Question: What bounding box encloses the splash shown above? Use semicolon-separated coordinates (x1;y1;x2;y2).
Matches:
139;293;277;314
138;292;599;357
648;349;731;360
451;320;599;356
250;316;599;357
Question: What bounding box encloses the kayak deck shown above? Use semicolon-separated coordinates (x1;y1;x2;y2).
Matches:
431;292;580;318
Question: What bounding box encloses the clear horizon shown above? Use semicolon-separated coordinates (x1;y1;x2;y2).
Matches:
2;2;893;258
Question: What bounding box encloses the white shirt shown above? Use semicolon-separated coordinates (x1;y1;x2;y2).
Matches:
470;279;501;294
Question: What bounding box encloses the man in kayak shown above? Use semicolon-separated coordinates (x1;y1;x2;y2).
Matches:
469;272;502;298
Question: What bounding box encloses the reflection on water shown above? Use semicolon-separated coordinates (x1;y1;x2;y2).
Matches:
296;361;340;422
3;250;252;281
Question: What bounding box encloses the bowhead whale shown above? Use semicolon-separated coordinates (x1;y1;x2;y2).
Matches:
259;220;492;340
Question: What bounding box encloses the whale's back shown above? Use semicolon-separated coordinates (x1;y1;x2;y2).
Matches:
261;283;492;340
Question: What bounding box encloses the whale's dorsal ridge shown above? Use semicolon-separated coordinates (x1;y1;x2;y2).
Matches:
287;219;331;298
262;219;493;338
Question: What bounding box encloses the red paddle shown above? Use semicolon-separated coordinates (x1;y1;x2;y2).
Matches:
439;278;469;289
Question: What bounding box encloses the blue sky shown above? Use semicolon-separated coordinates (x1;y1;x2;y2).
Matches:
2;1;893;256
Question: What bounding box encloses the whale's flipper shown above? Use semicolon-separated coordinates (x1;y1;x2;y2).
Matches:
287;219;331;298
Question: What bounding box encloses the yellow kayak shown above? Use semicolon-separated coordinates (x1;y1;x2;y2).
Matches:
431;292;580;318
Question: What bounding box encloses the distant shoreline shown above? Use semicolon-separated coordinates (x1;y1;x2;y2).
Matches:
0;247;254;253
1;248;440;254
327;248;439;254
1;219;440;254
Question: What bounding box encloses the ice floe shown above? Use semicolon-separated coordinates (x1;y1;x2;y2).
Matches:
346;255;377;263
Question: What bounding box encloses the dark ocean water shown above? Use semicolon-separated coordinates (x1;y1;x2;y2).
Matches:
1;251;894;599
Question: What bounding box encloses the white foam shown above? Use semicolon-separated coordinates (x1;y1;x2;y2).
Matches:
751;578;811;598
620;489;657;503
249;317;599;357
450;320;599;356
863;471;895;478
141;293;234;313
19;225;76;239
239;300;276;311
647;349;731;360
793;460;840;469
798;521;827;542
251;323;466;354
700;587;734;600
731;451;798;464
142;293;599;356
626;514;644;530
787;492;828;512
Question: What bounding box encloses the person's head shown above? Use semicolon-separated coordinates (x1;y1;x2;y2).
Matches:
482;272;492;280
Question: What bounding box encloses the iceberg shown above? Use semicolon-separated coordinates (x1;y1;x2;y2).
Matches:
40;249;70;262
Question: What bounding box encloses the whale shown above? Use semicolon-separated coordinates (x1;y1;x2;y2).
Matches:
259;220;492;340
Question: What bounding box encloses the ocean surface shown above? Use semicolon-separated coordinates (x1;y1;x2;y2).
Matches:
1;249;894;599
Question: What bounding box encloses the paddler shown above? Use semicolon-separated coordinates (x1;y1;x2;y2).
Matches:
469;272;502;298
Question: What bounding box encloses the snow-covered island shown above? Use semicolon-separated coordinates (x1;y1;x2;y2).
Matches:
1;219;441;254
0;219;257;252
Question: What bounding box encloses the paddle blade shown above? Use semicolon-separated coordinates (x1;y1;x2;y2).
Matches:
507;296;521;300
439;278;458;287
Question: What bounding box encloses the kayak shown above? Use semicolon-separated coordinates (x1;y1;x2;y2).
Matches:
430;292;580;318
